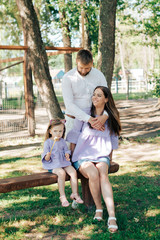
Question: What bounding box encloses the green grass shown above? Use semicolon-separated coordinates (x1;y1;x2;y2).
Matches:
112;91;154;101
131;134;160;144
56;95;64;104
57;91;155;102
2;98;25;110
2;94;64;110
0;138;160;239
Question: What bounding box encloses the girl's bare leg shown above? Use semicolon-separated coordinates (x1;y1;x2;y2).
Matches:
64;165;83;203
52;168;66;196
52;168;69;207
79;162;103;219
64;165;78;194
96;162;118;230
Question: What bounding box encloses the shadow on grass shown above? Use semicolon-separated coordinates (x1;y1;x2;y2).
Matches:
0;142;41;151
0;161;160;240
0;155;40;166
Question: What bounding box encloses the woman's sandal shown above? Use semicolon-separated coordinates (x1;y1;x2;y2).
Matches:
108;217;118;233
59;195;70;207
93;209;103;221
70;193;84;204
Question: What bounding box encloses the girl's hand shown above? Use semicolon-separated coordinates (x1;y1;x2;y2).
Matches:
65;153;70;161
45;152;51;161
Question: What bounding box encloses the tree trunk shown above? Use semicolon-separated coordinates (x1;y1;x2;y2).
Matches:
24;51;35;136
16;0;63;119
23;22;35;136
80;0;91;50
26;64;35;136
143;37;148;92
97;0;117;89
84;19;92;51
117;34;129;99
59;1;72;72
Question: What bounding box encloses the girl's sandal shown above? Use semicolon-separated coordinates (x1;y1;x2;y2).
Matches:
93;209;103;221
59;195;70;207
70;193;84;204
108;217;118;233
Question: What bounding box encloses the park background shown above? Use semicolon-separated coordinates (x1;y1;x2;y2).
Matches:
0;0;160;239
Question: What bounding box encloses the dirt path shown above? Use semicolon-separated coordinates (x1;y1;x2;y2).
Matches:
37;99;160;139
1;98;159;141
116;98;160;139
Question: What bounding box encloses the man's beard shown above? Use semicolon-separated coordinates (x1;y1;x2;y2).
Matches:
77;68;92;76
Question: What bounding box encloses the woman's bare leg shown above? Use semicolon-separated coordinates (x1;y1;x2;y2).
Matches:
79;162;102;218
96;162;118;230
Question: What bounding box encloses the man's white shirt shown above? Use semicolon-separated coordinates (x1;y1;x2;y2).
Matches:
62;67;107;122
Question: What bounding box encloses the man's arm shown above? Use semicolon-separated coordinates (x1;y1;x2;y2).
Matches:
62;75;90;122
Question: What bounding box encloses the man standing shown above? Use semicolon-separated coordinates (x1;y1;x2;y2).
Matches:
62;49;108;134
62;49;110;215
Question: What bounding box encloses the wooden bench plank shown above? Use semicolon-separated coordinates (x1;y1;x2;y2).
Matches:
0;162;119;193
0;172;67;193
0;162;119;207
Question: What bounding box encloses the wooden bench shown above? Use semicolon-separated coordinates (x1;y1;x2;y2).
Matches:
0;162;119;208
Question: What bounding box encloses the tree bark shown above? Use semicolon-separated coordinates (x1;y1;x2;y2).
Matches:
58;1;72;72
83;18;92;51
23;20;35;136
79;0;91;50
16;0;63;119
24;50;35;136
97;0;117;89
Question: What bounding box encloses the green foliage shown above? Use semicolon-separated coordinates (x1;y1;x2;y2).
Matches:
1;0;159;82
45;0;80;36
0;0;22;45
152;76;160;98
148;70;160;98
0;0;24;76
45;0;100;50
118;0;160;48
48;54;64;68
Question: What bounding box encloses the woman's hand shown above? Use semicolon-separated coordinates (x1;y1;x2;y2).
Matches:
45;152;51;161
65;153;70;161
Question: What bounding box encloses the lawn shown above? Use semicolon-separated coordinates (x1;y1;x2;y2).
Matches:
0;136;159;240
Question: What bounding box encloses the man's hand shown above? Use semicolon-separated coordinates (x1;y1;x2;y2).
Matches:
88;115;108;131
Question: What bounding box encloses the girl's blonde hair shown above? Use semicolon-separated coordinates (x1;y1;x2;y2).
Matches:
44;119;66;141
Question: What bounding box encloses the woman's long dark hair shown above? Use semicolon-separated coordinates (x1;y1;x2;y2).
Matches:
90;86;121;136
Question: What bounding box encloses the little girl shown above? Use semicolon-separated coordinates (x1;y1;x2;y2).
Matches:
41;119;83;207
